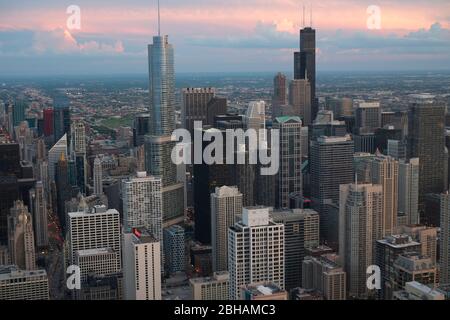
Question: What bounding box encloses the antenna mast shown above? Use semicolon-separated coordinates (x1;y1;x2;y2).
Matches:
302;4;305;28
310;3;313;27
158;0;161;36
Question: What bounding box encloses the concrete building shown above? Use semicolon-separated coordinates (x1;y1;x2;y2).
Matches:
241;282;288;300
370;154;399;236
0;266;49;300
190;271;229;300
67;206;121;269
211;186;243;272
302;254;347;300
122;172;163;248
123;230;161;300
375;234;421;299
393;253;436;292
339;183;383;299
7;201;36;270
393;281;445;300
398;158;419;226
75;248;121;284
228;207;284;300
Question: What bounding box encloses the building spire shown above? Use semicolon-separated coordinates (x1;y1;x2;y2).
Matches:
157;0;161;36
310;3;313;27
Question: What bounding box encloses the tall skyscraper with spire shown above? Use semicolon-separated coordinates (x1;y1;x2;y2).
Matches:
294;7;317;122
145;2;184;226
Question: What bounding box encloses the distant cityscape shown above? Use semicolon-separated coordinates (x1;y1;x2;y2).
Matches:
1;3;450;303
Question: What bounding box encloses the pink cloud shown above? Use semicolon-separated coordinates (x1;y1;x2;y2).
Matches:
32;28;124;55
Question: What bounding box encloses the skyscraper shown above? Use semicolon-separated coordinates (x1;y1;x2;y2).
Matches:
370;154;399;236
210;186;243;272
355;102;381;134
408;104;446;206
310;135;354;240
53;106;70;144
302;255;347;300
440;193;450;285
67;206;121;269
93;156;103;196
339;183;383;299
182;87;215;134
122;172;163;247
289;79;312;125
375;234;421;299
12;100;27;127
123;229;161;300
29;182;49;248
43;108;54;137
163;225;185;274
228;207;285;300
48;134;67;182
72;120;86;154
55;152;72;231
271;208;320;290
7;201;36;270
294;26;317;121
398;158;420;225
272;73;287;109
273;116;303;209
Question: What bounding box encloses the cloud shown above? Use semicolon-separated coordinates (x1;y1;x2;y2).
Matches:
320;22;450;55
32;28;125;55
189;21;297;49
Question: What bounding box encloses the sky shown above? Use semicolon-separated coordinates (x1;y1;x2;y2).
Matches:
0;0;450;76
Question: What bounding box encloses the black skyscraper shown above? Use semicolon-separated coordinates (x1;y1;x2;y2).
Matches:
294;27;317;122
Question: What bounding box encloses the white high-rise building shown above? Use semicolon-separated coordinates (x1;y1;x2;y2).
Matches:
211;186;243;272
398;158;419;226
67;206;121;269
122;172;163;246
123;230;161;300
93;156;103;196
339;183;383;299
228;207;285;300
29;181;49;248
48;134;67;181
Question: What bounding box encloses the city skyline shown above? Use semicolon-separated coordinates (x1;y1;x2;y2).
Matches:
1;0;450;305
1;1;450;75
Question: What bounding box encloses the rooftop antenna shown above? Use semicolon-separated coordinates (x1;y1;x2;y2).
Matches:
157;0;161;36
302;3;305;28
310;3;313;28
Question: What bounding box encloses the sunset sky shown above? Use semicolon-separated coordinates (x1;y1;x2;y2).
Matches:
1;0;450;75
